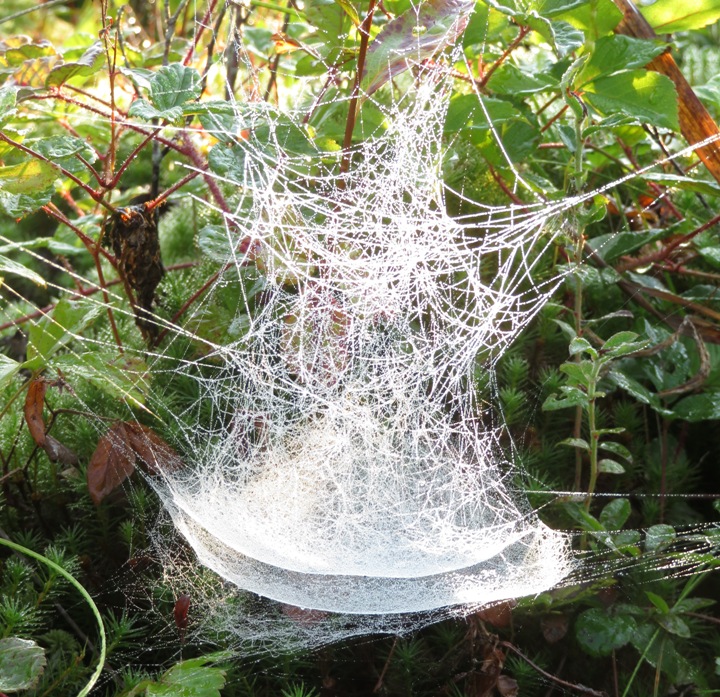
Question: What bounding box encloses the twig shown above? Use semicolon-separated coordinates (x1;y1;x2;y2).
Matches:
373;637;398;693
0;0;67;26
500;641;607;697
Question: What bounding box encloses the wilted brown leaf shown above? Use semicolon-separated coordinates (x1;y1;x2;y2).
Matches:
24;378;47;447
43;435;78;465
174;593;191;643
124;423;183;475
473;600;516;629
87;423;136;505
496;675;519;697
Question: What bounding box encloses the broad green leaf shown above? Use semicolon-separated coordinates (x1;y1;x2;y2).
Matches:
671;392;720;421
145;652;231;697
46;41;104;86
303;0;350;61
487;63;558;94
362;0;474;95
12;55;62;87
208;143;247;181
0;637;46;692
645;524;676;552
24;298;104;371
631;623;694;684
597;458;625;474
606;369;673;415
0;354;21;392
542;385;589;410
0;190;53;218
150;63;202;111
0;159;56;195
553;0;622;34
444;94;521;133
560;360;595;384
198;224;240;262
589;228;668;263
656;613;691;638
3;39;56;66
189;100;240;135
599;498;631;529
576;607;636;657
643;172;720;197
568;336;597;357
0;254;46;286
584;70;679;130
32;136;97;174
577;35;668;85
646;591;670;613
128;98;182;123
639;0;720;32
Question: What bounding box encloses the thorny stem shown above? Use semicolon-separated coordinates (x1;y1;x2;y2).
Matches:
340;0;379;175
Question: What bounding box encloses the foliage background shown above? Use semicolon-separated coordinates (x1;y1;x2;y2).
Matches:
1;0;720;694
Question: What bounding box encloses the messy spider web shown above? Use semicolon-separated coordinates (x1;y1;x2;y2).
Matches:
135;6;584;647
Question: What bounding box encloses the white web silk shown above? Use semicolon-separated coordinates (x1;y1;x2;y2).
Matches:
150;64;575;618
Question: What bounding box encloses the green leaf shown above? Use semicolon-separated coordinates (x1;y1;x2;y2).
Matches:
0;85;18;127
46;41;104;86
0;354;21;392
24;298;104;371
646;591;670;614
598;441;632;463
32;136;97;174
487;63;558;94
671;392;720;421
0;637;46;692
601;330;640;352
526;16;584;58
599;498;631;529
553;0;622;34
304;0;351;60
0;254;47;286
0;159;56;195
597;458;625;474
542;385;588;410
128;98;182;123
146;652;230;697
150;63;202;111
0;190;53;218
559;437;589;451
584;71;679;130
568;336;597;357
334;0;360;26
576;607;636;657
577;35;668;85
645;524;676;553
657;613;691;638
444;94;521;133
639;0;720;32
362;0;474;95
589;228;668;263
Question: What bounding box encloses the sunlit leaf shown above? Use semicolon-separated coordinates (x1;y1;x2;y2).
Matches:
584;71;679;130
46;41;104;86
362;0;474;95
0;254;47;286
0;159;56;195
639;0;720;32
577;35;668;85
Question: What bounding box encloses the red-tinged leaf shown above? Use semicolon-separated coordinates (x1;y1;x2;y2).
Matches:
473;599;516;628
124;423;183;475
42;435;78;465
280;604;330;625
23;378;47;447
174;594;191;643
87;423;136;505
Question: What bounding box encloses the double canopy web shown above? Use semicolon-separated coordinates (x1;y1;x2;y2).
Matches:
149;49;575;617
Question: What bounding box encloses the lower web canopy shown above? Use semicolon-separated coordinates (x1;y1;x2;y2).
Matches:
149;70;576;624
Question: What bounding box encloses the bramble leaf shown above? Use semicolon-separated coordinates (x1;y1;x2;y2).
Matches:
46;41;104;86
0;637;46;692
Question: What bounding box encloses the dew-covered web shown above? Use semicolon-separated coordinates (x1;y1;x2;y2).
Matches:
136;7;583;644
4;0;720;655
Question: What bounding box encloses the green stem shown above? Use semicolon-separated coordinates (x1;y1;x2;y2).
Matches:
0;537;106;697
585;386;598;511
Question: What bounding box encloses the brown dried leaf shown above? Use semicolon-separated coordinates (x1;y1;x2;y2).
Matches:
540;614;569;644
473;600;516;629
174;593;191;643
24;378;47;447
43;435;78;465
497;675;519;697
124;423;183;475
87;423;136;505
